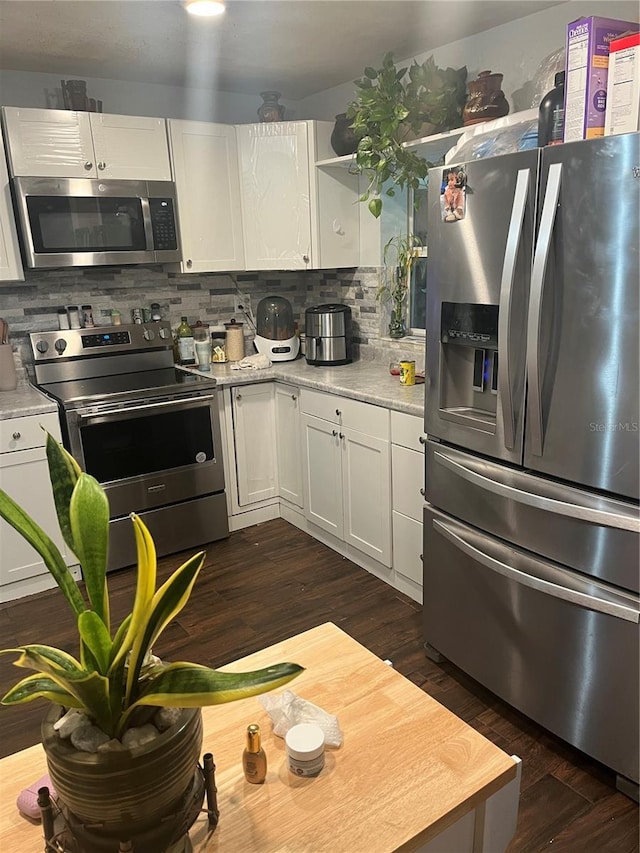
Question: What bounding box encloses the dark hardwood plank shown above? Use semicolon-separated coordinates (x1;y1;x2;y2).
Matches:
0;518;637;852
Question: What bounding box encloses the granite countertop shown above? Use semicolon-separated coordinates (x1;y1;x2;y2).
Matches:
0;384;58;421
182;358;425;417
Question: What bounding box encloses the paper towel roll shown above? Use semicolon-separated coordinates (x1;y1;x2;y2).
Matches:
0;344;17;391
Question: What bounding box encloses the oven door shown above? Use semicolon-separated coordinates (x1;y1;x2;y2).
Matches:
65;392;225;517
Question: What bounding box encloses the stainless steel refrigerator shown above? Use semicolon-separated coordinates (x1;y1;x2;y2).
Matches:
423;133;639;797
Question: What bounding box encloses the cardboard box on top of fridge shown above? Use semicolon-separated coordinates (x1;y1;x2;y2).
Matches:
564;16;640;142
604;31;640;135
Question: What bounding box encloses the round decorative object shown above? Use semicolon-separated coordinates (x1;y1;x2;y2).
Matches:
330;113;359;156
462;70;510;126
42;706;204;851
258;90;285;122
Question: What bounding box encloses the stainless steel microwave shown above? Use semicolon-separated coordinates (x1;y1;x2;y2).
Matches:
12;177;182;268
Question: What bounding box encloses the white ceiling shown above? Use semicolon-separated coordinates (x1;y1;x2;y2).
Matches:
0;0;566;100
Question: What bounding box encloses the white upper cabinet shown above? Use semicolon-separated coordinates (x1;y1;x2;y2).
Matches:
167;119;244;273
237;120;359;270
2;107;171;181
0;133;24;282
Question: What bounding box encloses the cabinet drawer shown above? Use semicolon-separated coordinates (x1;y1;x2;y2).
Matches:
392;445;424;522
392;511;423;586
391;410;425;451
0;413;60;454
300;388;389;439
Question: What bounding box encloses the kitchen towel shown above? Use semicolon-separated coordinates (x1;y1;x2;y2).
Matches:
230;353;272;370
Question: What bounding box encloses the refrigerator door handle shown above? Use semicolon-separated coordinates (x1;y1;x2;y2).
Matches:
498;168;530;450
432;518;639;623
434;449;639;533
527;161;563;456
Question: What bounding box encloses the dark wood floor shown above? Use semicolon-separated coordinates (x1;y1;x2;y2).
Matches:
1;519;638;852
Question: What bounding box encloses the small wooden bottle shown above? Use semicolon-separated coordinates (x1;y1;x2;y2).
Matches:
242;723;267;784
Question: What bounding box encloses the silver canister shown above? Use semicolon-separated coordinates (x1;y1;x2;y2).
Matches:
131;308;143;324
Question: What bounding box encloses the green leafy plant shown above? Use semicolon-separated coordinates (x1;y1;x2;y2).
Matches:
377;233;422;338
0;435;302;739
347;52;467;218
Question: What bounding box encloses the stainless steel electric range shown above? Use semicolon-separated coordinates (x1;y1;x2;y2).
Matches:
30;321;228;572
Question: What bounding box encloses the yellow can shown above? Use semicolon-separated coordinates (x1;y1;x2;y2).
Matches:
399;360;416;386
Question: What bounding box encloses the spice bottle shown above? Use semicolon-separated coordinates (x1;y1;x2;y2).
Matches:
81;305;95;328
242;723;267;784
67;306;81;330
177;316;195;365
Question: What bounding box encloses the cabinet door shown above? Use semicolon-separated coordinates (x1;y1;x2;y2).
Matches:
301;413;343;537
233;384;278;505
168;120;244;272
0;139;23;282
2;107;95;177
89;114;171;181
275;383;303;508
237;122;312;270
342;426;392;566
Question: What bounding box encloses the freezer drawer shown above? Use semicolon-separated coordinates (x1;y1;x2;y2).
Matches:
425;439;640;594
423;504;639;785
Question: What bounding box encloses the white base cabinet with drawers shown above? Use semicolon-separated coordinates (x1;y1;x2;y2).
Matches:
300;388;392;570
391;410;426;603
0;413;80;602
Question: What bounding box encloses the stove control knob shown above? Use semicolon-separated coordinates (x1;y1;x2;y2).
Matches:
143;328;156;341
158;327;170;339
54;338;67;354
35;340;49;354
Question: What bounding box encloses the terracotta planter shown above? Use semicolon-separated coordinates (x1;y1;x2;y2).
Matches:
42;706;204;851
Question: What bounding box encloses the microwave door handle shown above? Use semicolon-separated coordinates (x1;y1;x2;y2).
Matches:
498;168;530;450
432;518;639;623
140;197;155;251
433;449;640;533
527;162;562;456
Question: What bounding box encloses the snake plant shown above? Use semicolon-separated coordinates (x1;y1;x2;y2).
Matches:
0;434;302;738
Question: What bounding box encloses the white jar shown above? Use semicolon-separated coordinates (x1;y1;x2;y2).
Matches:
285;723;325;777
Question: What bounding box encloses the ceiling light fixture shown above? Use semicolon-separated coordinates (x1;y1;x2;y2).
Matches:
184;0;226;17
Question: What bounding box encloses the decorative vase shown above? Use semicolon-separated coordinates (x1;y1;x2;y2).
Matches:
462;71;510;126
330;113;359;156
389;307;407;339
42;706;204;851
258;90;285;122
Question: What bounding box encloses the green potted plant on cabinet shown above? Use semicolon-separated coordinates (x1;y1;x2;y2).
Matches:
377;232;422;338
0;435;302;848
347;52;467;217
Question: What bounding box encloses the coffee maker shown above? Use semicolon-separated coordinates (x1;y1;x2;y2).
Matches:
305;304;353;366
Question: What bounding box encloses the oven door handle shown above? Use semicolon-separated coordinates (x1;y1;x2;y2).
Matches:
75;394;218;424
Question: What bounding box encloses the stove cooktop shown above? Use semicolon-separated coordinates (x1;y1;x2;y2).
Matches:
38;367;217;408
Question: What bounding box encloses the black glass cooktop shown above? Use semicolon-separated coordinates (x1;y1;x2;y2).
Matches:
38;367;217;408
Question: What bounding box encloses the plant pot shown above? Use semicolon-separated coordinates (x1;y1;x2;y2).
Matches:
42;706;204;851
330;113;359;156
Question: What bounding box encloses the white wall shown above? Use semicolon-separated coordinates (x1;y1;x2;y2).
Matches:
297;0;640;120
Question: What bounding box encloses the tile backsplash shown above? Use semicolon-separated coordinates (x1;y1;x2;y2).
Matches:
0;264;425;381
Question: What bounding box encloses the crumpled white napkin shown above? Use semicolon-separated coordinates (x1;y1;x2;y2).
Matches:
259;689;343;747
230;353;272;370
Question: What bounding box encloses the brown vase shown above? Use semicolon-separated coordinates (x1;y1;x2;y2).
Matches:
462;71;510;126
42;705;204;851
258;90;285;122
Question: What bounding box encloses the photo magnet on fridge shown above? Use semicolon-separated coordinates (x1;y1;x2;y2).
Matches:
441;167;467;221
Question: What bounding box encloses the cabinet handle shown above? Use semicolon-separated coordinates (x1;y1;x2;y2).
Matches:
236;393;242;401
97;161;106;170
332;430;338;437
419;435;426;445
420;554;423;561
339;432;345;440
83;161;93;170
187;259;193;269
335;409;341;416
12;431;21;440
303;254;310;264
420;487;425;496
291;394;297;401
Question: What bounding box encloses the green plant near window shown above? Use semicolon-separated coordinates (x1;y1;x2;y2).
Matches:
347;52;467;218
377;233;422;338
0;434;302;739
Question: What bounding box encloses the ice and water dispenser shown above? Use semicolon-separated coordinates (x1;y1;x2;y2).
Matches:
438;302;499;430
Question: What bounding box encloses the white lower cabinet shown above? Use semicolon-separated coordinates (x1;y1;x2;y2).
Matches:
390;410;426;603
300;388;391;567
231;384;278;506
275;383;303;508
0;413;79;602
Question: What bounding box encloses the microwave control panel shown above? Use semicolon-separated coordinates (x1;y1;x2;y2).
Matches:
149;198;178;251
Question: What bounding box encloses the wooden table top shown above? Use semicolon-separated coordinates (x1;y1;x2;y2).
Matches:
0;622;517;852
